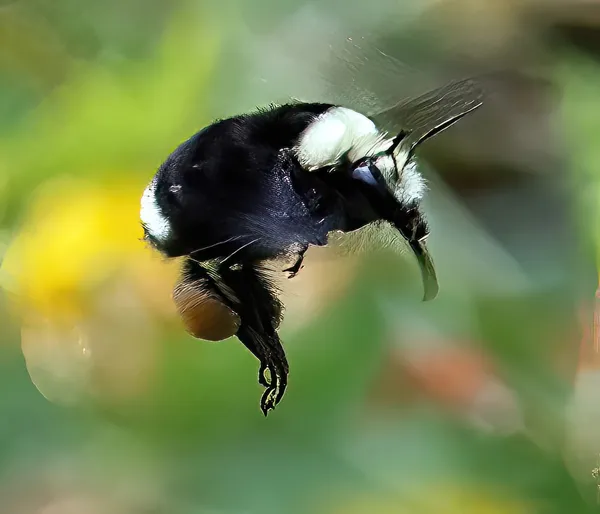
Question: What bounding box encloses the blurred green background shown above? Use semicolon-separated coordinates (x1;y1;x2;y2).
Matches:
1;0;600;512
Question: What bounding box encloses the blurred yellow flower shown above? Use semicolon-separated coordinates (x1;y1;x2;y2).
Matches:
0;4;222;407
0;177;180;406
0;4;219;215
1;176;178;322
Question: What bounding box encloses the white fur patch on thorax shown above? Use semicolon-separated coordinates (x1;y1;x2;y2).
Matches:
293;106;426;206
140;177;171;242
294;107;392;170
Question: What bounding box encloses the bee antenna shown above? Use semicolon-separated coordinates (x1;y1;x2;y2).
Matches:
220;238;261;266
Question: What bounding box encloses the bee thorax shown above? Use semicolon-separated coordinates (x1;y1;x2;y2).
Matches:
294;107;391;170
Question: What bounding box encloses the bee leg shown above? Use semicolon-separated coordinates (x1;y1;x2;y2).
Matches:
236;315;289;416
218;262;289;415
282;244;308;279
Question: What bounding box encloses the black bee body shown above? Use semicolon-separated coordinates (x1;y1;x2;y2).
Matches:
141;81;483;414
147;103;337;262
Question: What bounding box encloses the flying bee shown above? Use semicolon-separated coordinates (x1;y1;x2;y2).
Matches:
140;77;483;415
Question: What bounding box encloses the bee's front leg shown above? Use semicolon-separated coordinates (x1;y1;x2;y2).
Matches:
283;244;308;279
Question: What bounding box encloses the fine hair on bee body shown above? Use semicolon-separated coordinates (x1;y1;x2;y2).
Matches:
140;76;483;415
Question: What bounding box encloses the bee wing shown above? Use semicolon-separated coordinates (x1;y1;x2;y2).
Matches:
250;28;483;161
370;77;484;155
317;34;419;114
247;25;422;112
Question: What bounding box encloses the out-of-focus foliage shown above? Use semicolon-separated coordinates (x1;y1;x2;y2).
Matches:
0;0;600;513
0;2;219;224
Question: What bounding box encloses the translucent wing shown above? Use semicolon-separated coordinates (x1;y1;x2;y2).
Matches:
247;24;484;134
317;34;421;115
244;25;420;115
250;28;484;150
371;77;484;154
